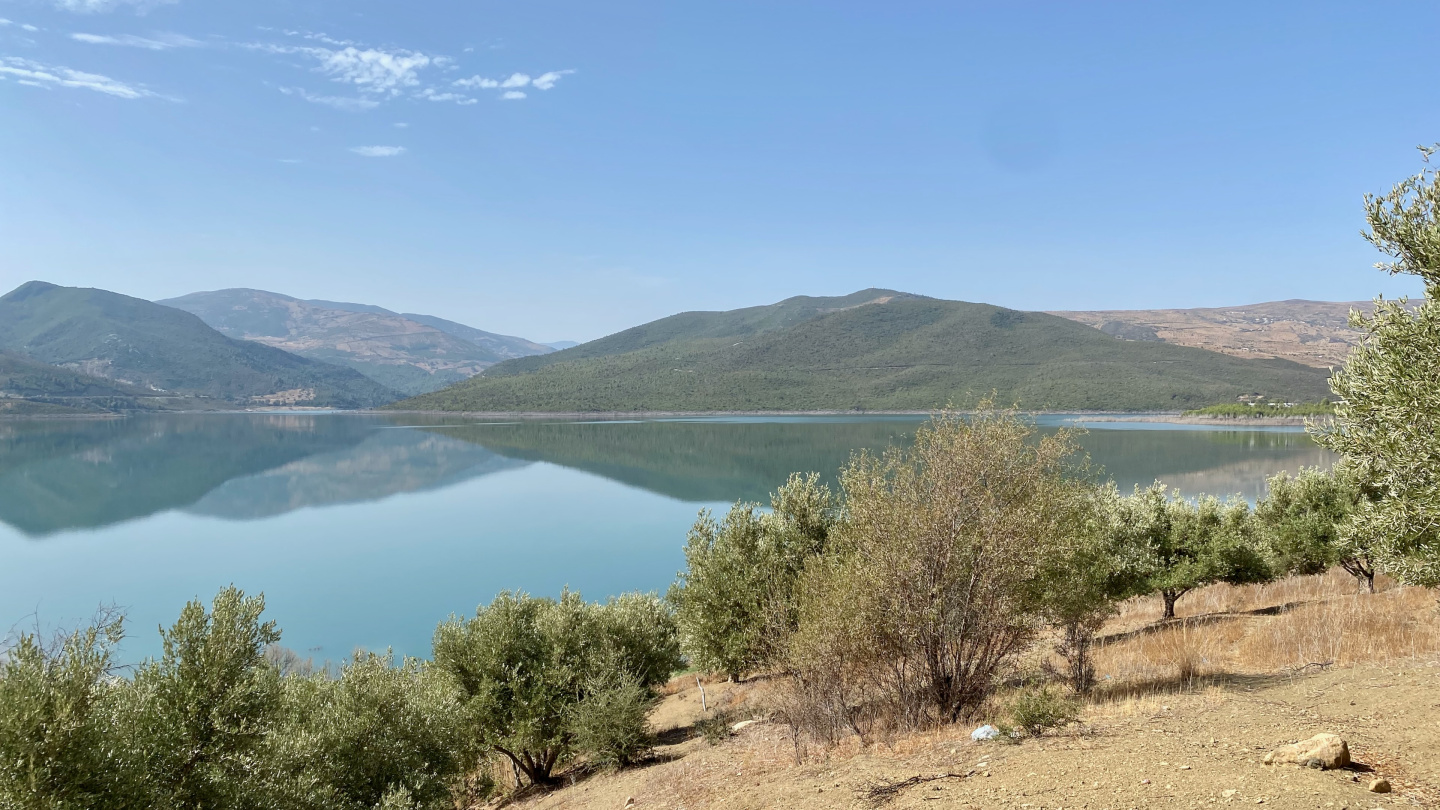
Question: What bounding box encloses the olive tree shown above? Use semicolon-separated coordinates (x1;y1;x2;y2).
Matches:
125;586;285;810
1255;466;1374;590
1315;145;1440;587
431;590;680;787
787;409;1095;727
0;617;145;809
671;473;838;680
1119;485;1273;619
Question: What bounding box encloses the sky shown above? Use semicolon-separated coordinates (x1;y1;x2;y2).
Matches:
1;1;1436;342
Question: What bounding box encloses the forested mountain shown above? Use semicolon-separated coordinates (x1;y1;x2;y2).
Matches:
160;289;551;395
0;281;398;408
396;290;1335;412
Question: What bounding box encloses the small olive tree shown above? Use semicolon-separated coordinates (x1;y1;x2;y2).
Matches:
0;617;146;809
1314;145;1440;587
787;409;1094;728
431;590;680;787
1255;466;1374;590
271;651;479;810
1118;485;1273;619
671;473;838;680
119;587;285;810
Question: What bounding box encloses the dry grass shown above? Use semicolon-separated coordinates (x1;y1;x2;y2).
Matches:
1089;569;1440;695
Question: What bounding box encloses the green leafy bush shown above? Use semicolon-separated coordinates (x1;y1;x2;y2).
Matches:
570;675;655;769
1005;686;1081;737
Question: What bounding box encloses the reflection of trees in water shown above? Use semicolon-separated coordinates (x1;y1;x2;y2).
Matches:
0;415;521;536
432;419;924;504
442;420;1335;506
188;429;525;520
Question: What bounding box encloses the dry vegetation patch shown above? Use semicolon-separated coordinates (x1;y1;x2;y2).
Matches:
502;571;1440;809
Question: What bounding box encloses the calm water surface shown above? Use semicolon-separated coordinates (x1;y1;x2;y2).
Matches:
0;413;1334;661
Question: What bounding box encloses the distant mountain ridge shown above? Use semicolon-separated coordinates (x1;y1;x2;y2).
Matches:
160;289;552;395
0;281;398;409
1048;299;1417;368
397;289;1334;413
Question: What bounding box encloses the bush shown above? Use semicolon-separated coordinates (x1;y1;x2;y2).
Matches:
1256;466;1374;591
693;710;735;746
672;473;837;680
272;651;478;810
1005;686;1081;737
786;408;1096;732
432;589;680;786
0;617;144;809
570;675;655;769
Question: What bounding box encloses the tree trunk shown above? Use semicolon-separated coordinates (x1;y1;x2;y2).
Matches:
1161;590;1181;620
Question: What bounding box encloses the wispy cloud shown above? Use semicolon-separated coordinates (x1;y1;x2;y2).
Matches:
453;75;498;89
279;85;378;111
0;18;41;32
252;42;435;96
531;70;574;90
0;55;160;98
350;145;405;157
453;69;573;98
393;122;409;128
418;87;476;105
52;0;179;14
71;31;202;49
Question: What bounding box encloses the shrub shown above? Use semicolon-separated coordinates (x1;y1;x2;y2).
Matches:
432;589;680;786
693;710;735;746
125;586;285;809
1256;467;1373;589
1005;685;1080;737
787;408;1096;732
672;473;837;680
570;674;655;769
271;651;477;810
0;617;144;809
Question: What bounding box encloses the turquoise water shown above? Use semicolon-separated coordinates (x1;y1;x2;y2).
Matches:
0;413;1334;662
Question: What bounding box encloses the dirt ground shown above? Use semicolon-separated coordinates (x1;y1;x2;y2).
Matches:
506;574;1440;810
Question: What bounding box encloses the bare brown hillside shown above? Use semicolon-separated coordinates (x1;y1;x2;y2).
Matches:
1049;300;1383;368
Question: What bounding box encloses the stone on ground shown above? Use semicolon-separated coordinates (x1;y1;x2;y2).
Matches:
1262;733;1350;770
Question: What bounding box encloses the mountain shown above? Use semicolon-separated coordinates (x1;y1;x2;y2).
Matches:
159;289;551;395
394;290;1336;413
0;282;398;408
1048;299;1408;368
543;341;581;350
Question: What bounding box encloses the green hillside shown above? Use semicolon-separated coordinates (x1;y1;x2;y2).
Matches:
396;292;1335;412
0;282;400;408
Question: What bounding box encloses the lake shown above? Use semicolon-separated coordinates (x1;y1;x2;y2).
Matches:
0;413;1335;663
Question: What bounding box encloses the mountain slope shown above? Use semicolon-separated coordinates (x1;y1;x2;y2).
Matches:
302;296;551;359
0;352;152;413
396;293;1334;413
1048;299;1407;368
0;282;398;408
159;289;551;394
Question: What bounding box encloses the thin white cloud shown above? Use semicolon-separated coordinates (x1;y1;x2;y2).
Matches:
0;55;159;98
418;87;476;105
501;90;526;100
531;69;574;90
350;145;405;157
453;75;498;89
0;19;41;31
251;43;434;96
70;31;202;49
393;122;409;128
278;158;302;164
52;0;179;13
500;72;529;89
279;85;378;111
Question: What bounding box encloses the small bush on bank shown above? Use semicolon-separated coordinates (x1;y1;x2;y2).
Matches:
1005;686;1081;737
694;710;735;746
571;674;656;769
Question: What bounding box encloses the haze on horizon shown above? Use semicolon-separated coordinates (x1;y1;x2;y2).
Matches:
1;0;1436;342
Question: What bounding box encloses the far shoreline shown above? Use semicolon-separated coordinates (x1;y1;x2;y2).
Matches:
374;408;1325;426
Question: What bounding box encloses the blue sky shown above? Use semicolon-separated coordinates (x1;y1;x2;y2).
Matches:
1;1;1436;342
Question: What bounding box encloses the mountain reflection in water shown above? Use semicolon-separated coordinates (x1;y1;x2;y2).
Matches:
0;414;1334;538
